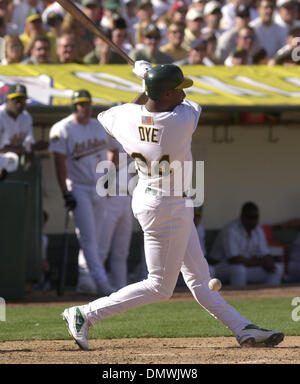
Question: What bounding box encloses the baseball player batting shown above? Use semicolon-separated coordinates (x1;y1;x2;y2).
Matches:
62;62;284;350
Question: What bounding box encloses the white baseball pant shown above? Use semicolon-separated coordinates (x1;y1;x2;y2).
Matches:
98;195;133;290
71;183;111;293
215;261;283;287
83;186;251;335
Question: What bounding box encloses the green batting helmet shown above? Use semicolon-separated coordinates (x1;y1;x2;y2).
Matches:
71;89;92;111
144;64;193;100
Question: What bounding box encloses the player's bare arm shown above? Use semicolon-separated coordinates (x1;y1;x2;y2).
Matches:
53;152;68;193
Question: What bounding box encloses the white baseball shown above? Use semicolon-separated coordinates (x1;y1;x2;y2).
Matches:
208;278;222;291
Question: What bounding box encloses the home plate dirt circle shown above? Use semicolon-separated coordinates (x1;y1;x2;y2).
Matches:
1;285;300;364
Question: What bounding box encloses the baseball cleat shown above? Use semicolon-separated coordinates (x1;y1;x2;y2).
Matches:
237;324;284;347
62;306;90;350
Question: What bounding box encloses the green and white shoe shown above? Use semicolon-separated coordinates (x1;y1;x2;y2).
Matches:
237;324;284;347
62;306;90;350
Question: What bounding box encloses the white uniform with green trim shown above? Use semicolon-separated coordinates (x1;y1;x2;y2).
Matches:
0;104;34;151
79;99;251;337
49;114;114;294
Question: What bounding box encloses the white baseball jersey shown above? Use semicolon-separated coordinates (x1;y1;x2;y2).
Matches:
210;219;270;262
49;114;113;186
0;104;34;151
98;100;201;195
83;99;253;339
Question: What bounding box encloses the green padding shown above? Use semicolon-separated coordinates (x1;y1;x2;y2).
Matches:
0;181;30;300
7;155;43;282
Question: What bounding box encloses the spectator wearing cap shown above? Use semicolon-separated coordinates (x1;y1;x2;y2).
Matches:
1;35;24;65
46;11;64;38
202;1;224;39
160;21;189;61
82;0;102;25
19;8;57;61
274;0;300;38
56;32;82;64
224;26;256;65
133;0;168;47
270;26;300;65
221;0;258;31
22;35;55;64
7;1;46;35
83;26;128;64
0;84;48;156
42;0;68;26
61;12;94;59
183;7;205;50
100;0;122;29
175;37;215;65
249;0;286;58
216;4;254;62
129;23;173;63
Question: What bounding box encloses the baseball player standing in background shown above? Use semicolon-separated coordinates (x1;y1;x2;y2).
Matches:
0;84;48;156
62;63;284;350
49;89;116;296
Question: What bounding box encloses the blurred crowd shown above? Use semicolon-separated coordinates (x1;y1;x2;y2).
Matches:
1;0;300;66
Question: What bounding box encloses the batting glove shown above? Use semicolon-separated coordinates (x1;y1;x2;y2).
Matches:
63;191;77;211
132;60;152;79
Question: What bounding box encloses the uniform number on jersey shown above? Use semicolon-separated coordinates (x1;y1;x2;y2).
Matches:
138;126;159;143
131;152;172;177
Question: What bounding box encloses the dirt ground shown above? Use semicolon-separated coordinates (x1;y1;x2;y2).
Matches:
1;285;300;364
